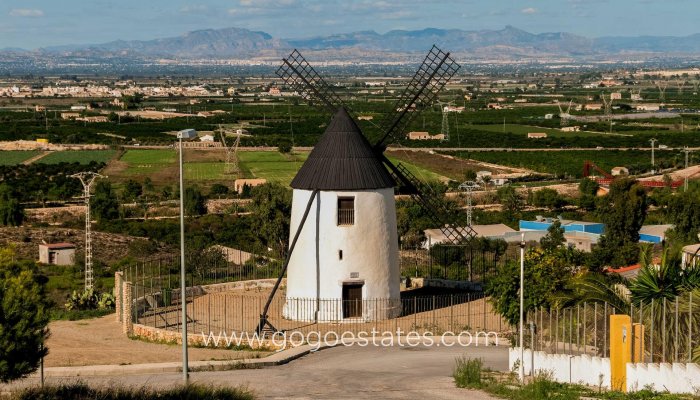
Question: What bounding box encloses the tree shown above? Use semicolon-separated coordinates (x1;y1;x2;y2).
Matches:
91;181;119;222
593;178;648;269
496;185;523;224
540;220;566;250
249;183;292;256
278;140;292;154
666;183;700;243
579;178;600;196
463;169;477;182
531;188;564;210
0;250;50;382
0;185;23;227
209;183;229;197
486;247;578;325
184;186;207;216
122;179;142;202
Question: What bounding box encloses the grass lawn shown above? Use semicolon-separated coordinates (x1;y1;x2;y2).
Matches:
0;150;41;165
38;150;117;164
186;162;228;180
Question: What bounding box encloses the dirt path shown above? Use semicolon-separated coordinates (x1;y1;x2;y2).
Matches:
44;314;266;367
21;151;51;165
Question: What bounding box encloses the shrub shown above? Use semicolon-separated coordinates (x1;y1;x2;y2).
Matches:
453;357;483;388
65;288;115;311
13;382;255;400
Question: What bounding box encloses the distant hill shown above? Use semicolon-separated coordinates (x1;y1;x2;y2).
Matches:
44;27;288;58
19;25;700;60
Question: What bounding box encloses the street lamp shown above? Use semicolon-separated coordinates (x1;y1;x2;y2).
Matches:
519;233;525;382
177;128;196;384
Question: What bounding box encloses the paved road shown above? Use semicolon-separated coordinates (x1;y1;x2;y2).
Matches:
17;344;507;399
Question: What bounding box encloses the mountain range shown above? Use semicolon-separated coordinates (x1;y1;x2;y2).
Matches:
8;26;700;60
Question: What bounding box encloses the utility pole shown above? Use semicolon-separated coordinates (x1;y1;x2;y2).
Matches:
649;138;658;174
70;172;106;290
458;181;481;226
682;147;692;191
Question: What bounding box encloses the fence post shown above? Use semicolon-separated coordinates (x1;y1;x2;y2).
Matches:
115;271;123;323
123;281;133;335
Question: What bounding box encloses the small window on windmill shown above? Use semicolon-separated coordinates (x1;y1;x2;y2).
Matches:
337;197;354;226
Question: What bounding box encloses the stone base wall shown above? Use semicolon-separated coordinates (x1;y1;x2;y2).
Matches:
132;324;286;351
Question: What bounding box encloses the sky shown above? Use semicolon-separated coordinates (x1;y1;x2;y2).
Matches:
0;0;698;49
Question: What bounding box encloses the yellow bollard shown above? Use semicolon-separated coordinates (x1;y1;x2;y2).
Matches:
610;314;632;392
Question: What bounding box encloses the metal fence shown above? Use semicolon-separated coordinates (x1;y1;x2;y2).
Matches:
527;293;700;363
399;244;513;282
130;290;508;338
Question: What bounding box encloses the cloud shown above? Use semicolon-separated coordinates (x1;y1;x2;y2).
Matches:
9;9;44;17
521;7;537;14
180;5;208;13
239;0;296;7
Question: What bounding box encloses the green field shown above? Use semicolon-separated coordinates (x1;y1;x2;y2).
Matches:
470;123;606;137
119;149;176;175
238;151;308;185
39;150;117;164
386;156;446;182
0;150;40;165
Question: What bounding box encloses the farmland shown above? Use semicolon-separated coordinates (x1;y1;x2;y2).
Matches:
37;150;117;164
0;150;40;165
446;149;686;178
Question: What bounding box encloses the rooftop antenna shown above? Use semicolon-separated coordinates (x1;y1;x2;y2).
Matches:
70;172;105;290
458;180;481;226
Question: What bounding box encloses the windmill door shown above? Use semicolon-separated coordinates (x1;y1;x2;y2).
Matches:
342;283;363;318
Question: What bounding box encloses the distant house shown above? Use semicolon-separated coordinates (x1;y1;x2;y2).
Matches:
611;167;629;176
61;112;80;120
682;244;700;267
560;126;581;132
406;131;444;140
639;224;673;244
70;105;87;111
199;134;215;142
610;92;622;100
476;170;492;181
527;132;547;139
584;103;603;111
76;116;108;123
39;243;75;266
357;115;374;121
544;113;554;119
423;224;516;247
635;104;661;111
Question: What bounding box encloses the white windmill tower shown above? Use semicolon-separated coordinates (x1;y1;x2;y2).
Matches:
283;108;400;322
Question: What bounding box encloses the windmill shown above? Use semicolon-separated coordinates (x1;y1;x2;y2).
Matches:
256;46;475;334
219;125;240;175
436;100;455;140
556;100;573;126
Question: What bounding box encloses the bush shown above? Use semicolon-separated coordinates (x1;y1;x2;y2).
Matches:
453;357;484;388
64;288;115;311
13;382;255;400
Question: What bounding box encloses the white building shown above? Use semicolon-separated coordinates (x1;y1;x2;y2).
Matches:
39;243;75;266
199;134;215;142
284;108;400;322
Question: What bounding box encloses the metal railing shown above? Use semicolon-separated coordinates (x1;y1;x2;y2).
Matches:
337;209;354;226
527;293;700;363
129;290;508;338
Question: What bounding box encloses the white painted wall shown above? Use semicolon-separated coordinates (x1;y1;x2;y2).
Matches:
284;188;400;321
627;363;700;394
509;348;611;389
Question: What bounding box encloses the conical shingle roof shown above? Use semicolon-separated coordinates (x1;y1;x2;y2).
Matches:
290;108;396;191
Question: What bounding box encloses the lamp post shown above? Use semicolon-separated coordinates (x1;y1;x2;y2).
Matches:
177;128;196;384
519;233;525;382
